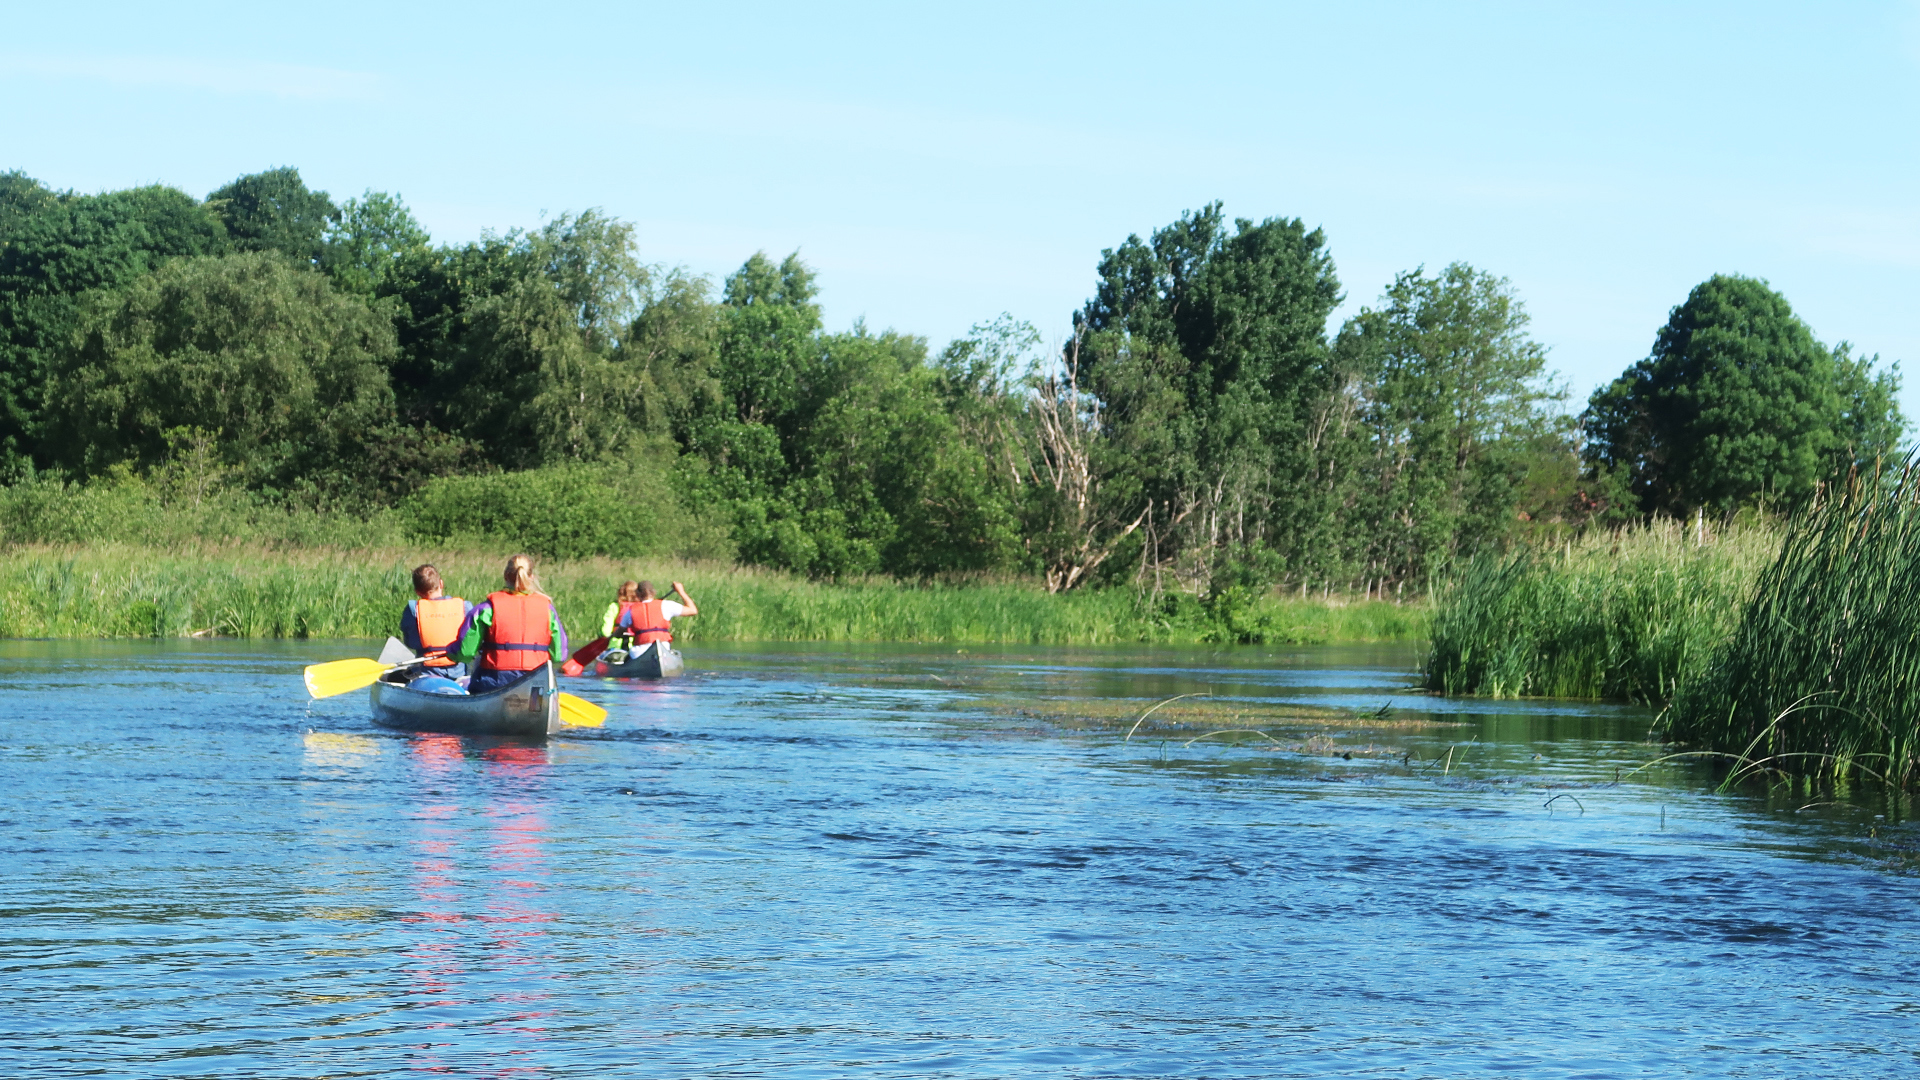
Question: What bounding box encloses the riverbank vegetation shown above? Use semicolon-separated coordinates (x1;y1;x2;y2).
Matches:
0;543;1425;646
1664;466;1920;784
1423;520;1778;701
1;166;1669;610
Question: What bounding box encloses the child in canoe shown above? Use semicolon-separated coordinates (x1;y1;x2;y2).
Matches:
448;554;570;694
401;564;471;682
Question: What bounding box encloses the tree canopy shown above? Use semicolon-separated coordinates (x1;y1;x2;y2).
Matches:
1581;274;1903;514
0;166;1900;590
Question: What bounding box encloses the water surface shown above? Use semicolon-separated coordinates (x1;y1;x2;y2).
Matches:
3;640;1916;1077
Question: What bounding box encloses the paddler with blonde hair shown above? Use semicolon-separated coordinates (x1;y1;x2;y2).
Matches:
602;579;698;652
447;553;570;694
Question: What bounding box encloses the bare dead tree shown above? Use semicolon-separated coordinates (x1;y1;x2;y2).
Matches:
1025;332;1149;593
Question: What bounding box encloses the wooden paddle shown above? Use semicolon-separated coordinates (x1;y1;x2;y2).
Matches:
561;636;609;677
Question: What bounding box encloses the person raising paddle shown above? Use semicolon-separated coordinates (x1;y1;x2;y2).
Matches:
607;580;697;651
448;553;570;694
603;579;698;652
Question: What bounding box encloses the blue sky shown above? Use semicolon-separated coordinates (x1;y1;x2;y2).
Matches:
7;1;1920;419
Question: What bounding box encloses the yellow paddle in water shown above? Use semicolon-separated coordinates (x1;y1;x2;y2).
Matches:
557;694;607;727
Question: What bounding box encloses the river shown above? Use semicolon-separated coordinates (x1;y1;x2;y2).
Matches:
2;639;1916;1077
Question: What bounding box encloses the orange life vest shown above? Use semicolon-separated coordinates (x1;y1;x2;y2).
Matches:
480;591;553;672
415;596;466;668
621;598;672;644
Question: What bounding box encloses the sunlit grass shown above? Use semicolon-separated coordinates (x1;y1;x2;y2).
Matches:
0;542;1429;646
1421;520;1779;701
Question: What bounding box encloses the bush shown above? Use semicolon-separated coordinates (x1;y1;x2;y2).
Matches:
0;470;405;549
401;460;732;562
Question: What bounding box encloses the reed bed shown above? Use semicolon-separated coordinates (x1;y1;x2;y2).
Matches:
1423;521;1778;701
1664;466;1920;784
0;543;1427;646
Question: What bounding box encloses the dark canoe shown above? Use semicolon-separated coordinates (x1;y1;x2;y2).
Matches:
594;641;685;679
370;662;561;738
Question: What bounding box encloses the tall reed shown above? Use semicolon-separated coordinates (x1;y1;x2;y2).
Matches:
1664;465;1920;783
1423;521;1777;700
0;543;1427;646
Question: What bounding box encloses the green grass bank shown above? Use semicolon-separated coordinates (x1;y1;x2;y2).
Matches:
0;544;1427;646
1422;521;1779;702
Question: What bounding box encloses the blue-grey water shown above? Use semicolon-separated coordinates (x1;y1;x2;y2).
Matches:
3;639;1917;1078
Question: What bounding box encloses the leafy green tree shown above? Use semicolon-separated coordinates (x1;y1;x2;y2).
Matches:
0;177;229;467
420;211;657;467
1072;203;1347;592
717;251;821;427
1336;263;1562;581
321;190;430;296
45;252;395;493
206;167;336;264
0;170;59;233
625;269;723;439
1582;274;1904;515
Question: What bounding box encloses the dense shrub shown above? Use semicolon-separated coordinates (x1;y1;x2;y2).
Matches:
400;460;731;562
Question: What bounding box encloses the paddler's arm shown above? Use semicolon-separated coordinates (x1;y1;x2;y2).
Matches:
548;605;569;661
448;602;493;665
600;601;619;637
671;581;698;617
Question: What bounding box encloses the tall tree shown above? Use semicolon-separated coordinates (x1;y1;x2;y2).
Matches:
206;167;337;264
45;252;395;492
423;211;656;467
1072;203;1346;592
0;177;229;468
321;190;430;296
1582;274;1904;514
1336;263;1561;582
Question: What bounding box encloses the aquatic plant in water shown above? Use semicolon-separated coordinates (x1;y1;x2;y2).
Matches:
1665;463;1920;784
1423;520;1776;701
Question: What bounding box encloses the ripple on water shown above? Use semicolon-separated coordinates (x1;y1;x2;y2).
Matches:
0;639;1915;1077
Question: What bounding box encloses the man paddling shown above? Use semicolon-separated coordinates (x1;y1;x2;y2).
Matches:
448;554;570;694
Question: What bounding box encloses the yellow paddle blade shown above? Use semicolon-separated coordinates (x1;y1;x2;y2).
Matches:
303;658;390;700
558;692;607;728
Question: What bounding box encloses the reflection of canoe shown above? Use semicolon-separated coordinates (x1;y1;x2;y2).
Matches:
594;641;685;679
371;662;560;738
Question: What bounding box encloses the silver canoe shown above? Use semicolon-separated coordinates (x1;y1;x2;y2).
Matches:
593;641;685;679
370;662;561;738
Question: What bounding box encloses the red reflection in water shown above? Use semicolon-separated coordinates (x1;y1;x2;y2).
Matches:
399;737;559;1076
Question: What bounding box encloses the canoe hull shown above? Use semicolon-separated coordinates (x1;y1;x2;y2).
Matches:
594;641;684;679
370;663;561;738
